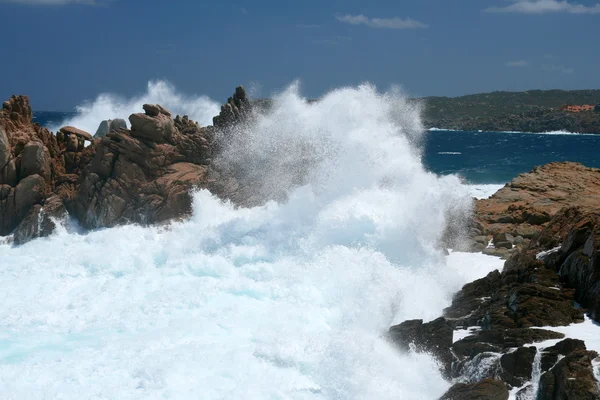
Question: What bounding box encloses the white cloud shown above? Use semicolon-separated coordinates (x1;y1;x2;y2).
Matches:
1;0;100;4
505;60;531;67
335;14;428;29
486;0;600;14
542;64;575;74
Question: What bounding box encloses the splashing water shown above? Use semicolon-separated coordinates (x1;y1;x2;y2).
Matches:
0;83;497;399
49;80;220;134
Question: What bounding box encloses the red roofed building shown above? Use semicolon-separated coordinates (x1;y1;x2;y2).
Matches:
559;104;595;112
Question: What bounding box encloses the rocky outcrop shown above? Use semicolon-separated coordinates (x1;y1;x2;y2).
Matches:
212;86;251;129
0;96;62;236
465;162;600;258
94;119;127;138
537;340;600;400
13;194;66;244
389;317;453;377
523;207;600;323
390;163;600;399
68;103;215;228
0;86;254;243
474;162;600;240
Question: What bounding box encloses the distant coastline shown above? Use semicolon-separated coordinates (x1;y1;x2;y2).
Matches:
427;127;599;135
420;89;600;134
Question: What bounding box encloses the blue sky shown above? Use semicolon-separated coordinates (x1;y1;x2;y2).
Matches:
1;0;599;110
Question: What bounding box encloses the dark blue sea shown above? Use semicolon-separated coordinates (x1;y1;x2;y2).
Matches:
34;111;600;185
423;130;600;184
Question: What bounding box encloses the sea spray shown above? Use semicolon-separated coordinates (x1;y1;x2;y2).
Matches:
0;82;498;399
49;80;220;134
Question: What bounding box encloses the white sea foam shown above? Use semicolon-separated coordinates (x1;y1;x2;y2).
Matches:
507;315;600;400
467;184;505;199
429;128;598;136
49;80;220;135
1;83;500;399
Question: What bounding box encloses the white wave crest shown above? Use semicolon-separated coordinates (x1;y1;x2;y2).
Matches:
0;82;496;399
49;80;220;134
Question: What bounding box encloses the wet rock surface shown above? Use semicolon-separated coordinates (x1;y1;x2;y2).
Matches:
440;379;509;400
389;162;600;399
388;317;454;377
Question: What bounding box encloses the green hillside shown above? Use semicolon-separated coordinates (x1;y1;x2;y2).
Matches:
420;89;600;121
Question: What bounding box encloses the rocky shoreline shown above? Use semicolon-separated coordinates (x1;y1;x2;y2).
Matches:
2;88;600;399
390;163;600;399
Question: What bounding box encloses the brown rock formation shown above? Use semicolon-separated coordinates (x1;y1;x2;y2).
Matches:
67;102;216;229
0;86;256;243
394;162;600;398
0;96;62;236
212;86;251;129
474;162;600;239
537;345;600;400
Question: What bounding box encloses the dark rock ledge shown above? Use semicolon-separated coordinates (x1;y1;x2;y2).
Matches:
389;165;600;399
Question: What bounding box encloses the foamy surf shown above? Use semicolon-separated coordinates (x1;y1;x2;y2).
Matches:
49;80;220;135
467;184;504;200
0;82;496;399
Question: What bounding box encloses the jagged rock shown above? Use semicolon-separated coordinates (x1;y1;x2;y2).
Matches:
0;174;47;234
516;207;600;323
452;329;564;361
94;118;127;138
129;106;178;144
59;126;93;142
213;86;251;129
445;270;502;322
13;194;66;244
0;126;9;170
440;379;509;400
70;104;213;229
537;349;600;400
507;283;583;327
0;88;254;243
20;141;51;182
499;346;536;387
388;317;453;377
474;162;600;239
143;104;171;117
540;338;587;372
0;95;90;240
